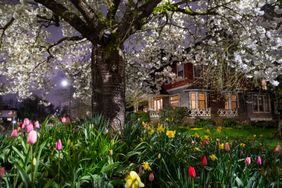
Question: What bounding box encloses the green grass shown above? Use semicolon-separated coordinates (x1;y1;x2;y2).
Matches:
178;125;282;147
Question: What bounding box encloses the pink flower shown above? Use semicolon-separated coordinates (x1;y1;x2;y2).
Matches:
148;172;155;182
224;143;230;151
61;117;70;124
11;129;18;137
56;139;63;151
191;140;195;145
256;156;262;166
26;123;34;133
34;121;40;129
202;140;209;145
0;167;5;178
274;145;281;153
245;157;251;166
23;118;30;128
27;130;37;145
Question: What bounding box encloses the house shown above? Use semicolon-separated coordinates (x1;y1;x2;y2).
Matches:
148;62;275;124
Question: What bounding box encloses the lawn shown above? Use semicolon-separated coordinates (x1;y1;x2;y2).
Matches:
179;125;282;147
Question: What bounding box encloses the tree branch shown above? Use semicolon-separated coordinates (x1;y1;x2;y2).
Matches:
0;17;15;48
107;0;121;20
34;0;98;43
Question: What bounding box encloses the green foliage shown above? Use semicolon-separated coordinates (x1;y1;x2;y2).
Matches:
153;1;178;14
194;118;211;127
160;107;188;126
223;118;241;127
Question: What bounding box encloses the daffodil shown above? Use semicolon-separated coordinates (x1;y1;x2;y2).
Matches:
216;127;222;133
142;161;151;171
219;143;224;150
157;123;165;133
194;133;200;138
148;128;155;135
206;128;210;134
125;171;145;188
209;154;218;161
240;143;246;148
166;130;176;138
202;135;209;141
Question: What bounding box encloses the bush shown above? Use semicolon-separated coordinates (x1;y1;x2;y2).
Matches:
159;107;188;126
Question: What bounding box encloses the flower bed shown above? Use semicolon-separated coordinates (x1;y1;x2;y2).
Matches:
0;117;281;187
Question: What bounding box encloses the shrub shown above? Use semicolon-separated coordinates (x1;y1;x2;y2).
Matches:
159;107;188;126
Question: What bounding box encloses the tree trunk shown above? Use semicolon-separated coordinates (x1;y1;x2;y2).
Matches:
91;45;125;129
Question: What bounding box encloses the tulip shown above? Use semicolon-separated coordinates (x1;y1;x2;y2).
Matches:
56;139;63;151
26;123;34;133
224;142;230;151
61;117;70;124
34;121;40;129
191;140;195;145
245;157;251;166
125;171;144;188
23;118;30;127
0;167;5;178
201;155;208;167
27;130;37;145
188;166;196;178
274;145;281;153
257;156;262;166
202;140;209;145
11;129;18;137
149;172;155;182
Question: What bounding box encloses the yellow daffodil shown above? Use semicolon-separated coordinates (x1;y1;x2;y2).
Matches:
148;128;155;135
240;143;246;148
216;127;222;133
191;128;203;131
141;122;147;128
125;171;145;188
206;128;210;134
194;133;200;138
142;161;151;171
219;143;224;150
202;135;209;141
157;123;165;133
166;130;176;138
209;154;218;161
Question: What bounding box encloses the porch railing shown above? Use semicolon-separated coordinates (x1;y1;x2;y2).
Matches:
187;108;211;117
149;111;160;119
217;109;238;117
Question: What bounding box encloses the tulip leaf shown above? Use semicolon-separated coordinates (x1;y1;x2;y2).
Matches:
15;163;31;187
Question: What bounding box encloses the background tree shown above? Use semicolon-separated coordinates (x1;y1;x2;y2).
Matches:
0;0;281;128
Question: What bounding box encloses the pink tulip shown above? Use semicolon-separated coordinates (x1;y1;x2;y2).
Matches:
11;129;18;137
27;130;37;145
0;167;5;178
274;145;281;153
34;121;40;129
23;118;30;127
26;123;34;133
191;140;195;145
256;156;262;166
224;143;230;151
61;117;70;124
149;172;155;182
56;139;63;151
202;140;209;145
245;157;251;166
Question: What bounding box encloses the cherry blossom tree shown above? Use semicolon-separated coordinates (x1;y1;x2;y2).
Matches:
0;0;281;128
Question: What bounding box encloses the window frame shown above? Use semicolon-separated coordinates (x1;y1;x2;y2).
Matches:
189;91;207;109
176;63;184;78
193;65;203;78
224;93;238;110
170;95;180;107
252;94;270;113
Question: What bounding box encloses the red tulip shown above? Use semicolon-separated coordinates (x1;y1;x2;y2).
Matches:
11;129;18;137
188;166;196;178
201;155;208;167
56;139;63;151
27;130;37;145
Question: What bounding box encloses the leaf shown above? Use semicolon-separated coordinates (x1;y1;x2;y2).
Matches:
15;163;31;188
235;177;244;187
12;146;26;162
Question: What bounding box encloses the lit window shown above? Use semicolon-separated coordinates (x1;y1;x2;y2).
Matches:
153;98;163;111
193;65;203;78
170;95;179;107
177;64;184;78
189;92;207;109
253;94;270;113
225;93;237;110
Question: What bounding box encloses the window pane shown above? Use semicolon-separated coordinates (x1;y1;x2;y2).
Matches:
224;94;229;109
258;96;264;112
190;92;196;109
193;65;203;78
154;98;163;111
177;64;184;78
231;95;237;110
264;96;269;112
253;95;258;112
198;92;206;109
170;95;179;107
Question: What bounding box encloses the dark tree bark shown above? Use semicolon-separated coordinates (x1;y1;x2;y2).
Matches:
91;45;125;129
